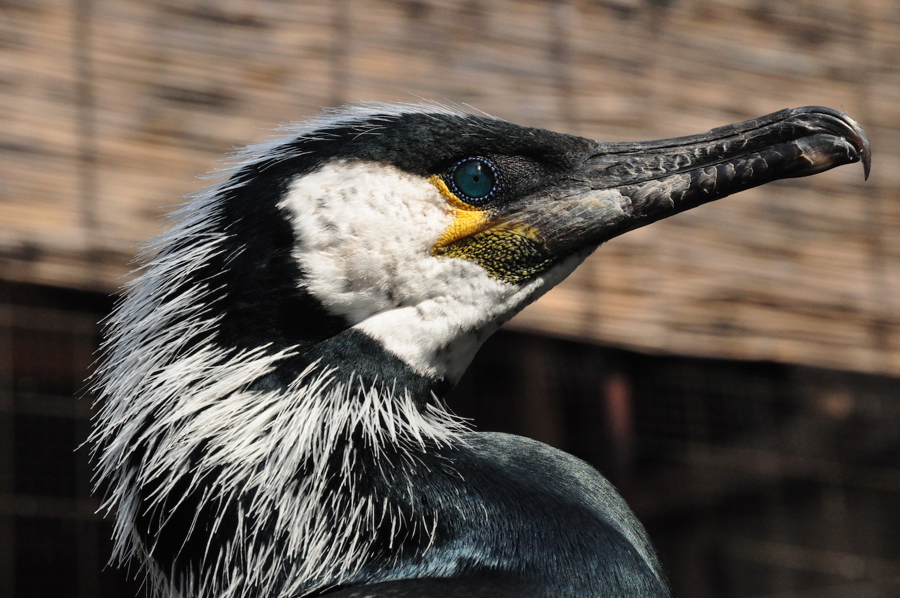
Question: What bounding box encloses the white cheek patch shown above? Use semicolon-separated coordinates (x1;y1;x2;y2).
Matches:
278;160;594;382
280;161;453;322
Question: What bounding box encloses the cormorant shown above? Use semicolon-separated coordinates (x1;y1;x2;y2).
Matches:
90;103;870;598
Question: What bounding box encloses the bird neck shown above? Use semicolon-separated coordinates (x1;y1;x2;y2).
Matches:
94;303;672;598
95;312;469;598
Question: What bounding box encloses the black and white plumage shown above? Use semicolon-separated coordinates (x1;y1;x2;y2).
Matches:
90;103;870;598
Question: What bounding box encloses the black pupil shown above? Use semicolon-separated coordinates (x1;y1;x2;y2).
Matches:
453;159;495;200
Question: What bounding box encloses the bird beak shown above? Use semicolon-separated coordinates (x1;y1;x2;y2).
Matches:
514;106;871;255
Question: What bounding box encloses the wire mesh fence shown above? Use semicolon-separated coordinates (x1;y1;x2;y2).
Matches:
453;330;900;598
0;283;146;598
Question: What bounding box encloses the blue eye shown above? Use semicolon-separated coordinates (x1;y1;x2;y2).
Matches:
449;158;498;204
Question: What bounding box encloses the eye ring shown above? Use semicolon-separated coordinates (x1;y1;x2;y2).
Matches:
446;157;501;205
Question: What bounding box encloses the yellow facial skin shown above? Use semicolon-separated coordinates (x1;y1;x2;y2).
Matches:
430;175;493;249
429;175;554;284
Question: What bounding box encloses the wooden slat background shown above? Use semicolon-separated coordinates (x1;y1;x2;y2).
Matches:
2;0;898;375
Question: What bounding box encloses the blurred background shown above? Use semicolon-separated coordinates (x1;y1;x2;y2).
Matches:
2;0;899;597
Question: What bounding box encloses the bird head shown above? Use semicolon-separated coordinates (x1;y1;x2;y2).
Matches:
207;103;869;387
